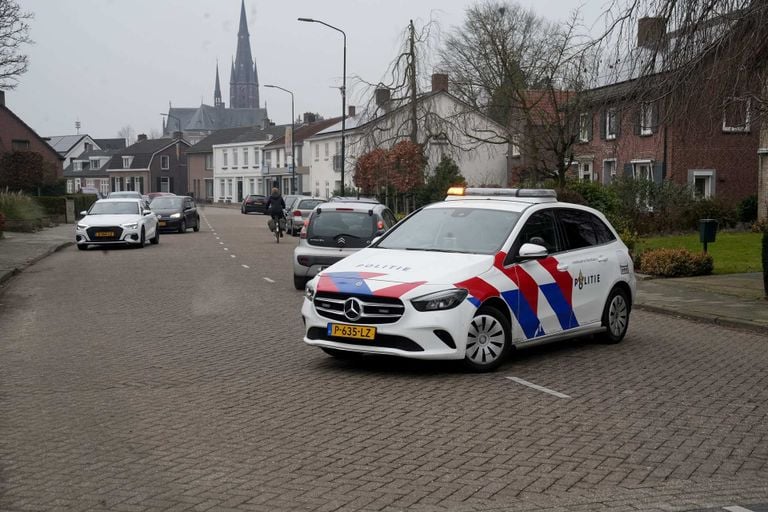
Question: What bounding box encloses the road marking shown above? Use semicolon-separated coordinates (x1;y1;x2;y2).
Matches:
219;242;224;245
230;254;236;258
724;507;755;512
263;277;275;283
216;236;220;240
241;264;250;269
505;377;571;398
223;247;229;251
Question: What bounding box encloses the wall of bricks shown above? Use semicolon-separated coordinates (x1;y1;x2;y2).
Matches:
0;106;63;179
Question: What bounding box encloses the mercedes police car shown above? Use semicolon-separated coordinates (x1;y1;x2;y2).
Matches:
301;188;636;372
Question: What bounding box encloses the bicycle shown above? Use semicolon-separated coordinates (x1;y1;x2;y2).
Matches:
269;214;286;243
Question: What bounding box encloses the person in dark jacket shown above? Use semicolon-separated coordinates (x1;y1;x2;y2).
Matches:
265;188;286;234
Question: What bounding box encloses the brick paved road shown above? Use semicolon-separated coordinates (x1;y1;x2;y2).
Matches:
0;207;766;512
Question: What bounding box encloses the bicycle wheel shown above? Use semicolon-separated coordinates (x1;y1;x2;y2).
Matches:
275;221;281;243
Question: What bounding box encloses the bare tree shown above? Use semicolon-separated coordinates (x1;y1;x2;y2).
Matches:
0;0;32;89
437;1;598;186
117;125;135;146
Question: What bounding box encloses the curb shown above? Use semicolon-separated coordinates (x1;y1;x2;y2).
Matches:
634;303;768;336
0;241;72;288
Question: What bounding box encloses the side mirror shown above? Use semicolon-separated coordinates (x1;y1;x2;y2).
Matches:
79;210;87;216
517;243;548;260
142;210;153;216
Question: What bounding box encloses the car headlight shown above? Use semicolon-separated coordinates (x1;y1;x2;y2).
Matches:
76;223;88;230
305;282;316;301
170;213;182;219
411;288;468;312
121;222;139;229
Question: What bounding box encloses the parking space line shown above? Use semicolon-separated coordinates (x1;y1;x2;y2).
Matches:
505;377;571;398
263;277;275;283
724;506;755;512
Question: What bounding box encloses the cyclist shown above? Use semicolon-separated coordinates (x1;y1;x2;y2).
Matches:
265;187;286;236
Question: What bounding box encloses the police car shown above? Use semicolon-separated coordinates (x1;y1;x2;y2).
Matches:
301;188;636;372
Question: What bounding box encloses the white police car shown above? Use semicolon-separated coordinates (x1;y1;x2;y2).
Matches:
301;188;636;372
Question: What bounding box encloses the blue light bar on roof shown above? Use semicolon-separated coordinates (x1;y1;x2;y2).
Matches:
461;188;557;198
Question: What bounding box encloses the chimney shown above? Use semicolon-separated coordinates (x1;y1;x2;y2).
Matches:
137;134;148;142
431;73;449;93
347;105;356;117
375;88;391;109
637;17;666;49
303;112;317;124
0;91;5;107
172;131;183;140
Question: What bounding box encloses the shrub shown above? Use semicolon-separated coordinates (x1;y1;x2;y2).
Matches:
737;195;758;224
34;196;66;217
566;180;620;217
0;210;5;237
639;248;714;277
679;197;738;230
68;193;98;218
0;189;44;222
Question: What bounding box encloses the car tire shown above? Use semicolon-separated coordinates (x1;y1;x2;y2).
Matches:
77;244;87;251
321;347;363;360
137;228;146;249
462;305;511;373
293;275;308;290
193;216;200;232
241;207;246;214
150;228;160;245
596;286;630;344
178;219;186;234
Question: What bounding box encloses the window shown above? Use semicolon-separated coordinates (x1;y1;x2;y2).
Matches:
633;160;654;210
205;154;213;170
90;158;100;169
314;144;319;161
722;97;751;133
579;161;593;182
516;211;560;254
66;180;74;193
73;161;83;171
556;209;615;250
335;141;341;155
253;148;258;167
86;179;95;188
160;177;170;193
11;139;30;151
227;179;233;197
579;113;591;142
84;143;92;153
233;148;238;167
640;103;654;136
74;178;81;191
160;155;170;170
603;159;617;184
100;179;109;196
605;108;618;140
315;181;320;197
324;142;329;159
264;151;272;168
122;156;132;169
277;149;282;168
249;178;255;195
243;148;248;166
219;179;225;197
135;176;144;194
222;149;228;167
510;135;521;157
325;181;330;199
691;169;715;199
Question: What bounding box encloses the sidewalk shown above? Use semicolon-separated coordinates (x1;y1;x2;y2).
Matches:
1;224;766;333
0;224;73;287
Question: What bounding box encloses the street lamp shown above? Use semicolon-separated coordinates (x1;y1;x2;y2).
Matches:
264;84;296;194
160;113;182;136
298;17;346;196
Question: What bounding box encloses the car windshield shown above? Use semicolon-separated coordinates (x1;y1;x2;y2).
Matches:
151;197;183;208
88;202;140;215
308;211;375;239
376;207;520;254
297;199;323;210
109;192;139;198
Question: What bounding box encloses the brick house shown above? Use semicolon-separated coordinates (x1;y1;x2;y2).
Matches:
0;92;63;182
105;133;190;194
187;126;255;202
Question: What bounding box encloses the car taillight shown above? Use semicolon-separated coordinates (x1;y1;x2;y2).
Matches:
377;220;385;230
293;210;302;217
300;228;307;239
297;255;310;266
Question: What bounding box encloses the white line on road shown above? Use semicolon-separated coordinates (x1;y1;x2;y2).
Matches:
505;377;571;398
263;277;275;283
230;254;236;258
216;237;220;240
223;248;229;251
241;264;250;269
219;242;224;245
724;507;755;512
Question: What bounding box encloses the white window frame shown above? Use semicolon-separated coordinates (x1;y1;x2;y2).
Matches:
66;180;74;193
606;108;618;140
640;103;653;136
219;179;225;199
510;135;520;157
205;154;213;170
90;158;100;169
160;155;170;170
314;144;319;161
100;179;110;196
578;161;594;182
324;142;329;160
222;149;228;168
579;113;590;142
73;161;83;171
233;148;238;167
632;159;654;210
603;159;617;184
160;176;170;193
74;178;81;190
722;97;751;133
692;170;715;199
243;148;249;167
122;156;132;169
86;179;95;188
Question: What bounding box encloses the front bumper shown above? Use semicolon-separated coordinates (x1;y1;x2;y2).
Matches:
157;218;183;230
301;295;477;360
75;225;143;246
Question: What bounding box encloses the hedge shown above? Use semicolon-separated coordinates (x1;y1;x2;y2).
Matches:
639;248;714;277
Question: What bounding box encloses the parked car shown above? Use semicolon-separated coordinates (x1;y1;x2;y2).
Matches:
241;194;267;214
293;200;398;290
75;198;159;250
286;197;325;236
301;187;637;372
150;195;200;233
147;192;176;202
327;196;379;204
79;186;104;199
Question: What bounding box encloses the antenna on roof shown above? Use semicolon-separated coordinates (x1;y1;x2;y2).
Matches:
75;119;81;134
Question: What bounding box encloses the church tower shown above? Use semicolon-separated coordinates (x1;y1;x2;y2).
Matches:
229;0;260;109
214;62;224;108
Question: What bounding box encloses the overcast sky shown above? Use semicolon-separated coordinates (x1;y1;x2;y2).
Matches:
11;0;609;140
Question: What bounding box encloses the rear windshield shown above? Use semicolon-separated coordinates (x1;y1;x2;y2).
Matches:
297;199;323;210
307;211;376;248
151;197;183;208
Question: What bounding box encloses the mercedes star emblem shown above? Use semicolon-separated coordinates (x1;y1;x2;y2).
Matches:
343;298;363;321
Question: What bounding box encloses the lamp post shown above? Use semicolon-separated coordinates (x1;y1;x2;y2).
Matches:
264;84;296;194
160;113;182;136
298;17;346;196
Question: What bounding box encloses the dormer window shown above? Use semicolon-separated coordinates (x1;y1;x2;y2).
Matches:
90;158;100;169
122;156;133;169
74;161;83;171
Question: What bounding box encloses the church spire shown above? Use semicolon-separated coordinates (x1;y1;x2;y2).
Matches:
214;61;223;108
229;0;259;109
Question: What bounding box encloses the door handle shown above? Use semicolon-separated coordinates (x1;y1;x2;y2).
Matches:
557;264;569;271
597;256;608;263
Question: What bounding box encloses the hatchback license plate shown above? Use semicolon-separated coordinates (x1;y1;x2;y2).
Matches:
328;323;376;340
159;221;166;226
95;231;114;237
